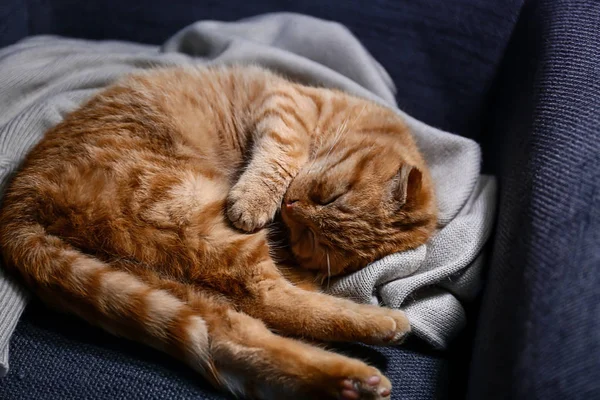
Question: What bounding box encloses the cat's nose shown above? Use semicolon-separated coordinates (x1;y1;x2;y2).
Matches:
285;199;298;209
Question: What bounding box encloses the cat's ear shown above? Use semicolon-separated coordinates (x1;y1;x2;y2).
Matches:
392;164;422;207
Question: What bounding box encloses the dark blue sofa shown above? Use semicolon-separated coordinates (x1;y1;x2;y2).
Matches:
0;1;598;399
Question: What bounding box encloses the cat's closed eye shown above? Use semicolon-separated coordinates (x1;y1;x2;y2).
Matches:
310;186;347;206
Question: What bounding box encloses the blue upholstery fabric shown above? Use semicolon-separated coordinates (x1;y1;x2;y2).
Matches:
469;0;600;398
0;1;27;47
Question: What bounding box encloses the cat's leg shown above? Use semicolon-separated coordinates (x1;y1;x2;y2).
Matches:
197;303;394;400
237;266;411;345
227;89;312;232
38;259;391;399
210;232;410;346
129;273;393;399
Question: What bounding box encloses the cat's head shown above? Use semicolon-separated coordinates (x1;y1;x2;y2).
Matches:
281;115;437;280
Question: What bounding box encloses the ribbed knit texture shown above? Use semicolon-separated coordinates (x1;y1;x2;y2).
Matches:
0;13;496;376
0;269;26;377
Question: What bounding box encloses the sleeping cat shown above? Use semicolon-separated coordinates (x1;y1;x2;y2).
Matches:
0;65;436;400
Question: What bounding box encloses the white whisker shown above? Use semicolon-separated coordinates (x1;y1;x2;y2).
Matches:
326;251;331;290
305;132;328;176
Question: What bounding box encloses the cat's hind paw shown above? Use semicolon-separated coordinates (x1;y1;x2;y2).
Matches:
338;372;392;400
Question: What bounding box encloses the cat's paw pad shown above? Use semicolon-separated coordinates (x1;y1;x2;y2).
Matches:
338;373;391;399
227;185;278;232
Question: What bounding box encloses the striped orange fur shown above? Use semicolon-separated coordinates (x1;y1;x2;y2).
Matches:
0;65;436;400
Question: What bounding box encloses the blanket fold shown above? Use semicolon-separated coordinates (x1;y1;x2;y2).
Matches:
0;13;496;376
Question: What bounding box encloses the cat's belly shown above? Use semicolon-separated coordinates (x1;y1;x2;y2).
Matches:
33;146;243;272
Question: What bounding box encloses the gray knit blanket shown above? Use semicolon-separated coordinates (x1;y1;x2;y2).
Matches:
0;13;497;376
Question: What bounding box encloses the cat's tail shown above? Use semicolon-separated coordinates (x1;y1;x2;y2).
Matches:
0;208;216;381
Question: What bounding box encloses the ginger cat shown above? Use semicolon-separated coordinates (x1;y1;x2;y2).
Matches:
0;65;436;400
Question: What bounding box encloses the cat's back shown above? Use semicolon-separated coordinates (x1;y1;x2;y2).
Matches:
23;64;276;170
10;65;276;197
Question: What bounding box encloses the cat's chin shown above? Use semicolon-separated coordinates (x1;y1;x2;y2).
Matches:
282;215;319;266
291;244;351;279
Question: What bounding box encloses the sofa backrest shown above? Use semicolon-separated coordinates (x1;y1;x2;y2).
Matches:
0;0;523;143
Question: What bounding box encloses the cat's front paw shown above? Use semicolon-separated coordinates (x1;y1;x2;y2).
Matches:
352;306;411;345
376;308;411;344
227;183;279;232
